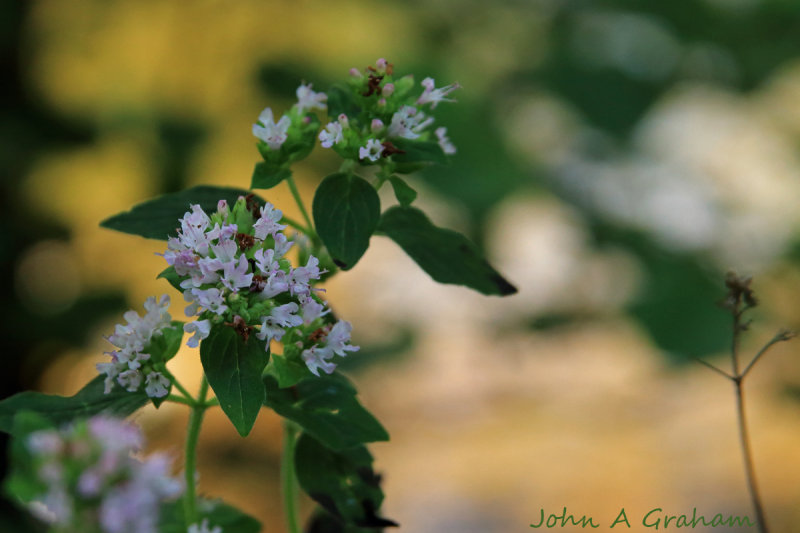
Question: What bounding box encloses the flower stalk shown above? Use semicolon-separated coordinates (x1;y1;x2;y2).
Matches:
281;420;301;533
183;376;210;527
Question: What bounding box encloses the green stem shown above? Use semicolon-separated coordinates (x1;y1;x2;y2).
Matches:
166;394;194;407
282;214;313;236
281;420;301;533
183;376;209;527
162;367;194;402
285;175;315;238
204;397;219;408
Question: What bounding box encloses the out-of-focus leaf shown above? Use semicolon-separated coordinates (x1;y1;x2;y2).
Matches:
0;377;148;436
251;161;291;190
592;223;730;360
326;84;361;120
4;412;53;503
389;138;447;165
388;177;417;207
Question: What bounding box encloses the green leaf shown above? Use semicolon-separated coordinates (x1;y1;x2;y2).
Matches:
251;161;291;190
388;176;417;207
149;322;184;364
389;138;447;165
263;353;311;388
312;173;380;270
146;322;183;408
263;373;388;450
326;84;361;120
100;186;265;240
590;223;732;361
159;498;262;533
4;412;54;503
378;206;517;296
200;325;269;437
0;376;149;436
295;434;397;529
158;266;183;291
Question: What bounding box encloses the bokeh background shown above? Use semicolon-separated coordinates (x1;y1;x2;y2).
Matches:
3;0;800;531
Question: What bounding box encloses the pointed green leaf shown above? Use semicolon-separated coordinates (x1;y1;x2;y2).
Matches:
158;266;183;291
100;186;265;240
0;377;149;436
146;322;183;408
263;353;311;388
200;325;269;437
4;412;56;503
389;138;447;165
251;161;291;190
263;373;388;450
378;206;517;296
388;176;417;207
312;173;380;270
149;322;184;364
295;434;397;529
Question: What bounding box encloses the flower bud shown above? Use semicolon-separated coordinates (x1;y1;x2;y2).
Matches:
382;83;394;97
338;114;350;128
371;119;384;133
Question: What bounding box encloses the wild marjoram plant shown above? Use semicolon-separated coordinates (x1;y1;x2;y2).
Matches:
0;59;516;533
694;272;795;533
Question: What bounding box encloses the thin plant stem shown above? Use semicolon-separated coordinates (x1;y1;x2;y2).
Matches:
183;376;209;527
742;331;794;378
166;394;194;407
729;307;769;533
282;214;313;236
204;397;219;408
285;175;315;238
161;367;194;402
281;420;301;533
692;356;733;380
733;377;768;533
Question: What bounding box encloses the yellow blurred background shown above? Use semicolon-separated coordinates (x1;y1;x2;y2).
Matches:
5;0;800;531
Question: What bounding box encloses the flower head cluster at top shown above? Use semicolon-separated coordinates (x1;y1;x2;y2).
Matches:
252;58;459;166
162;195;358;376
97;295;174;399
24;416;182;533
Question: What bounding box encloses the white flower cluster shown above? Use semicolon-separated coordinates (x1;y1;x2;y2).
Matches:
97;295;173;398
163;198;359;376
320;59;460;162
25;416;182;533
252;83;327;149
